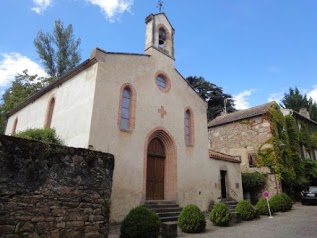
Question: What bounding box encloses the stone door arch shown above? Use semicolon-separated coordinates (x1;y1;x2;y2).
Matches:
144;127;177;201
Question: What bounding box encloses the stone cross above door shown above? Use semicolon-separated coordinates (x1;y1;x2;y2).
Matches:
158;106;167;118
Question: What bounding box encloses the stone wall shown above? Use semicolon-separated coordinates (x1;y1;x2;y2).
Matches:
209;116;272;172
0;135;114;238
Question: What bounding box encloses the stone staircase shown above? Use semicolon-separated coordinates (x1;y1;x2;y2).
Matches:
219;198;241;224
220;198;238;212
144;200;182;223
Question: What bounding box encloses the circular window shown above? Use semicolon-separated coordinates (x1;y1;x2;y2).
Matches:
155;72;171;93
156;75;166;90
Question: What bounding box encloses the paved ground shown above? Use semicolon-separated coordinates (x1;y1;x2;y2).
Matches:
108;203;317;238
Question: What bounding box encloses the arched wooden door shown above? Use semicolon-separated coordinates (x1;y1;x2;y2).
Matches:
146;138;165;200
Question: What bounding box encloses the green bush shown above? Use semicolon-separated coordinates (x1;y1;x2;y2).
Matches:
242;172;267;192
15;128;64;145
235;200;257;221
210;203;231;226
177;204;206;233
120;206;161;238
242;172;267;204
269;193;292;212
255;198;272;216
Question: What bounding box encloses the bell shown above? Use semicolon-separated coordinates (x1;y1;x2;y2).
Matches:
159;30;166;45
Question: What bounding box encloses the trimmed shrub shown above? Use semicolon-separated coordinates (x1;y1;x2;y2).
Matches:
177;204;206;233
255;198;272;216
15;128;64;145
235;200;257;221
269;193;292;212
120;206;161;238
210;203;231;226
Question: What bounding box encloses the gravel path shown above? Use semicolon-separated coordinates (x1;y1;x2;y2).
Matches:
108;203;317;238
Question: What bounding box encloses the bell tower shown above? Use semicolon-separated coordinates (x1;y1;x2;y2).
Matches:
144;13;175;60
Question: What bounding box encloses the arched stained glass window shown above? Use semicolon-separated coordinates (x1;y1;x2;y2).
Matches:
120;88;131;130
184;108;194;146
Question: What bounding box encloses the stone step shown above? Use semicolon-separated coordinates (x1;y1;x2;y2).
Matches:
157;211;181;218
144;200;182;224
145;204;181;209
146;207;182;213
161;216;179;222
145;200;177;205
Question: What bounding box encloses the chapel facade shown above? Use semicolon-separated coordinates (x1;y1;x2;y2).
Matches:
6;13;243;222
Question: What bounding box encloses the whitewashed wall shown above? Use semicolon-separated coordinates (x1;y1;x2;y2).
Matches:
6;64;98;148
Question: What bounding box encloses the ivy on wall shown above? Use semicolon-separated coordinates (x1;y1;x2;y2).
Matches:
256;102;316;198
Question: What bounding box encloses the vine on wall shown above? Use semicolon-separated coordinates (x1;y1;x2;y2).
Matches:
256;102;313;197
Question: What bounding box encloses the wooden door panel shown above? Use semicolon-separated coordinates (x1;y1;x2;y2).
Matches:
146;138;165;200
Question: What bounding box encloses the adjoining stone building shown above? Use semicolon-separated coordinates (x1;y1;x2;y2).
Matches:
208;101;317;197
5;12;243;222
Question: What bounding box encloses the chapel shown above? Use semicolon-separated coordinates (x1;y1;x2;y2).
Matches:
5;12;243;222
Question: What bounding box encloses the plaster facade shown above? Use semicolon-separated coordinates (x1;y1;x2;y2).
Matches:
6;63;98;148
5;13;243;222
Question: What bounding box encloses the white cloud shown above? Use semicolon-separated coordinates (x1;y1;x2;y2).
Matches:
0;52;47;86
31;0;52;14
268;92;283;105
233;90;253;110
308;85;317;103
87;0;133;22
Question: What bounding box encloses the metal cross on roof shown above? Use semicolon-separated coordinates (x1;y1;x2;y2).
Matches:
157;0;164;12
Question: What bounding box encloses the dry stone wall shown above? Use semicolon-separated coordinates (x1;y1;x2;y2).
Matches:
0;135;114;238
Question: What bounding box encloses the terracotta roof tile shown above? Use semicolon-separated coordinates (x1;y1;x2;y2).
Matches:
208;101;275;127
209;150;241;163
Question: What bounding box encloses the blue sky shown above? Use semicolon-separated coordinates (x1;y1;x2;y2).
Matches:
1;0;317;109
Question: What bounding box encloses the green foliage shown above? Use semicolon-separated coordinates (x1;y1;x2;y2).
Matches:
242;172;266;193
256;102;310;198
235;200;257;221
177;204;206;233
0;70;53;133
210;203;231;227
120;206;161;238
280;87;310;113
0;20;81;133
257;102;286;178
255;198;272;216
303;159;317;184
280;86;317;121
34;19;81;78
185;76;236;120
269;193;292;213
15;128;64;145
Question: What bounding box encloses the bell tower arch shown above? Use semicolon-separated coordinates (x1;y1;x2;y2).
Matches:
144;13;175;60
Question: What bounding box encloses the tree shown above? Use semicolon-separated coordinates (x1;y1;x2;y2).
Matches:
280;87;317;121
34;19;81;78
0;70;53;132
0;19;81;133
186;76;236;120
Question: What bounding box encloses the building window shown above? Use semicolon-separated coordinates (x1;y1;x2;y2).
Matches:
155;71;171;93
12;117;18;134
156;75;166;90
118;84;136;131
45;97;55;128
184;108;194;146
121;88;131;130
248;153;256;167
